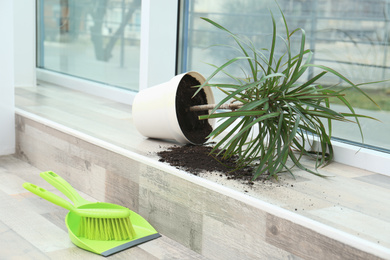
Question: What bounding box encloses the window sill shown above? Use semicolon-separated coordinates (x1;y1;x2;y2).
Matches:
15;82;390;259
36;68;138;105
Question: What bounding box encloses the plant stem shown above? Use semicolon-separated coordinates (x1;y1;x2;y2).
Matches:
190;103;243;111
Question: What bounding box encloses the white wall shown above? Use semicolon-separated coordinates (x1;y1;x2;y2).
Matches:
0;0;15;155
14;0;36;87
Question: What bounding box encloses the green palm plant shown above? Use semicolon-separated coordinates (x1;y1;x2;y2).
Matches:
195;8;382;180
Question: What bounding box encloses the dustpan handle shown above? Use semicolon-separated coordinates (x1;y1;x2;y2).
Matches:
23;182;73;211
40;171;90;207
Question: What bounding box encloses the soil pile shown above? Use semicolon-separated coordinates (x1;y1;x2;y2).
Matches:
157;144;257;182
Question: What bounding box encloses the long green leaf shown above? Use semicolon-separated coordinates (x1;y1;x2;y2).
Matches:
267;10;277;75
195;56;251;97
304;64;379;107
201;17;257;79
226;112;280;146
287;71;327;95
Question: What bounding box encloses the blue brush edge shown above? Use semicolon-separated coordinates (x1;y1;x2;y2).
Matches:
101;233;161;257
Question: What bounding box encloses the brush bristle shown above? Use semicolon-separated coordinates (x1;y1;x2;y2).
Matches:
78;217;136;241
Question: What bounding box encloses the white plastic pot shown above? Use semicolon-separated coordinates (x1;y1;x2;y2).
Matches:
132;71;215;144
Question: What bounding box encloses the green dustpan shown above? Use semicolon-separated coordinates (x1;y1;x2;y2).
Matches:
66;208;160;256
39;171;161;256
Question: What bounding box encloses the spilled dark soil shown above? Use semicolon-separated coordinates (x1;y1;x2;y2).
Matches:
157;144;261;183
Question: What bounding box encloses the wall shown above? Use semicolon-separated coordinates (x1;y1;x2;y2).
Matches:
0;0;15;155
14;0;36;87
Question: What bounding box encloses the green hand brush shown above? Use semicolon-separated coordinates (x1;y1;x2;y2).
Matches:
23;182;136;241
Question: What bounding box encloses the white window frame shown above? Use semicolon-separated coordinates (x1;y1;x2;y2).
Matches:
331;140;390;176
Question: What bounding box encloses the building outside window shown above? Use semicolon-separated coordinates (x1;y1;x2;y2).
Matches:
37;0;141;91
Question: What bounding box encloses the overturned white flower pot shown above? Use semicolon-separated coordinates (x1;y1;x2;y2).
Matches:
132;71;215;145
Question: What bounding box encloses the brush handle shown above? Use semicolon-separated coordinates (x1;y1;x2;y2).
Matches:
23;182;74;211
23;182;130;218
40;171;90;207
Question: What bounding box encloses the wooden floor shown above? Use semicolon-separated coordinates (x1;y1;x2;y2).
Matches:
0;155;207;259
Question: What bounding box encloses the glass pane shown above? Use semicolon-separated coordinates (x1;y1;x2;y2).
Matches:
179;0;390;152
37;0;141;91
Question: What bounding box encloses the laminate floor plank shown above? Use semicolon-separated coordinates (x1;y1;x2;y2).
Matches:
0;155;206;259
0;220;50;260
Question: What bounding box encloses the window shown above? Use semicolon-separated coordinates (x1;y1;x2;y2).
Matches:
37;0;141;91
178;0;390;152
